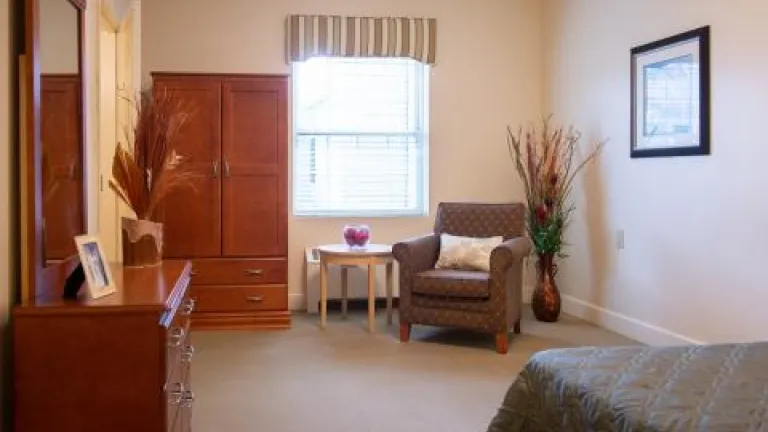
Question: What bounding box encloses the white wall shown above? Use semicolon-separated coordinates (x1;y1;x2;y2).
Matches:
39;0;79;74
544;0;768;344
1;0;13;424
142;0;543;306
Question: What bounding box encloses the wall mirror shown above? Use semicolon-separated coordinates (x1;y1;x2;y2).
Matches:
40;0;84;263
20;0;87;301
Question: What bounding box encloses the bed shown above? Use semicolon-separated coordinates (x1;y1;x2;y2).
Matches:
487;343;768;431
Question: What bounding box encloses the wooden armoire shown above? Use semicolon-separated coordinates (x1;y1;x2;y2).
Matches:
152;73;290;330
41;74;83;262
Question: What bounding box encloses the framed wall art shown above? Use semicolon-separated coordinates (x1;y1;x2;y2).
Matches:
631;26;710;158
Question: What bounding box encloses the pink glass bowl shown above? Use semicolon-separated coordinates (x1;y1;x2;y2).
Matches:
343;224;371;248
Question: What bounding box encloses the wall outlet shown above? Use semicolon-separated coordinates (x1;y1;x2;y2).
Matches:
616;229;625;250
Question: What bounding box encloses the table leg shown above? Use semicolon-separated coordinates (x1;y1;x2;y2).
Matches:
341;266;348;319
368;263;376;333
386;262;394;326
304;259;310;313
320;259;328;329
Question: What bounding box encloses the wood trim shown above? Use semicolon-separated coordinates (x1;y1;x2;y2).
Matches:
22;0;42;303
40;73;79;79
75;0;88;248
151;72;290;79
190;311;291;330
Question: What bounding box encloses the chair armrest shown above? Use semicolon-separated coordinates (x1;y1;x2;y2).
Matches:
488;237;531;326
392;234;439;273
490;237;531;274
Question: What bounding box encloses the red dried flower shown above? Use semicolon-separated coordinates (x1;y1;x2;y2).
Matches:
535;204;548;222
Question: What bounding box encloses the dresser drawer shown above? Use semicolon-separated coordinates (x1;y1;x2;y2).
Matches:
166;380;193;432
190;258;287;285
190;285;288;312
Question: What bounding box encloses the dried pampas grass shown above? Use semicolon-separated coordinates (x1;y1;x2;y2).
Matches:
109;89;196;221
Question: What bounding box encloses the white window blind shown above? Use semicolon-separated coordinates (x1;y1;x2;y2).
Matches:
293;57;429;217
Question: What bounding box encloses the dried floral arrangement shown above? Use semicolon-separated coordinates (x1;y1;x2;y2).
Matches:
109;89;195;221
506;116;606;260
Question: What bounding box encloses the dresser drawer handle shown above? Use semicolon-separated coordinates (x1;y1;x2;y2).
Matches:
244;269;264;276
181;390;195;408
168;328;186;347
167;383;185;404
181;298;196;316
181;345;195;363
246;295;264;303
190;270;198;276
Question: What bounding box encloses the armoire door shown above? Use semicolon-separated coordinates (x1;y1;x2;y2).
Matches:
153;77;222;258
221;77;287;257
41;75;83;261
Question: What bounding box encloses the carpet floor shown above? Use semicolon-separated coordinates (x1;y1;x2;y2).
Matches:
190;309;638;432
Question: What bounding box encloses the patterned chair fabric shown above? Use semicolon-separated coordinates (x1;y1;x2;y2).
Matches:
413;269;490;298
393;202;530;347
434;202;526;240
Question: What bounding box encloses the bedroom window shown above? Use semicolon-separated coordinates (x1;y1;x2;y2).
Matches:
293;57;429;217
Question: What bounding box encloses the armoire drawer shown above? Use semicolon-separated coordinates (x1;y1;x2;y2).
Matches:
190;258;287;285
190;285;288;312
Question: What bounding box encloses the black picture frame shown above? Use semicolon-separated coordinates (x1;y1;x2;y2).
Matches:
630;26;711;158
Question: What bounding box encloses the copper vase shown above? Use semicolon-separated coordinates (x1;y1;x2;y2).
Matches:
121;218;164;267
531;253;561;322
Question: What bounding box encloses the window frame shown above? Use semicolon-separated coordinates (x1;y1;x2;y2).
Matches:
291;57;430;218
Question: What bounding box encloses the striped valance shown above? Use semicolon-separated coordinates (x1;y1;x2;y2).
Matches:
286;15;437;65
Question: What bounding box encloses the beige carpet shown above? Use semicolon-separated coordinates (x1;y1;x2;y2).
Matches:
190;309;637;432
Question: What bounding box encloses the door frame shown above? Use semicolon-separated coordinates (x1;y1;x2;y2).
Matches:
97;0;140;261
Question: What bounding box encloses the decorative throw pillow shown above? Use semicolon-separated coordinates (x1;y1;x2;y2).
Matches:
435;234;503;272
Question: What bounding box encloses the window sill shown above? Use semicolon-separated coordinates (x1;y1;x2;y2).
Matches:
293;211;428;219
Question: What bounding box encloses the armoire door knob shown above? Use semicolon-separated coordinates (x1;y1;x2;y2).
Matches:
212;161;219;178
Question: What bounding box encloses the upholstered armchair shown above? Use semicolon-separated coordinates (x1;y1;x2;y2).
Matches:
393;203;530;354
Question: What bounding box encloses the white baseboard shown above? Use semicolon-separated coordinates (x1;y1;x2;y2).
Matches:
561;294;703;346
288;293;306;312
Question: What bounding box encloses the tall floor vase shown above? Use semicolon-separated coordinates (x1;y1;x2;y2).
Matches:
531;253;561;322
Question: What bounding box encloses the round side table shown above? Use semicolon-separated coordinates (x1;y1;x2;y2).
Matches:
316;244;394;333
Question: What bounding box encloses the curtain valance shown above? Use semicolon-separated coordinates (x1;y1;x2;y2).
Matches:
286;15;437;65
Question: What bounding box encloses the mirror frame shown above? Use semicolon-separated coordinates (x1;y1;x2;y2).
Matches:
21;0;88;302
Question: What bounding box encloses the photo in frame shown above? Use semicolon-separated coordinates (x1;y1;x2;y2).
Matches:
631;26;710;158
74;235;116;299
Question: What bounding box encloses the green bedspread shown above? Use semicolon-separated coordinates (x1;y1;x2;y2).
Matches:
487;343;768;431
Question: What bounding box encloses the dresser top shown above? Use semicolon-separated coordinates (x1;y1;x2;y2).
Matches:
15;260;191;315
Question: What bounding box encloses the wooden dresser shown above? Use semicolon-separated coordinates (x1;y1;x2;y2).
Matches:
152;73;290;330
13;261;195;432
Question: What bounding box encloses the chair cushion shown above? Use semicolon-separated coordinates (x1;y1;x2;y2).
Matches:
411;293;492;313
412;269;490;298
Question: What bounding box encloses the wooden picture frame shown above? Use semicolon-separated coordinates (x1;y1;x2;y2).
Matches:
630;26;710;158
74;235;115;299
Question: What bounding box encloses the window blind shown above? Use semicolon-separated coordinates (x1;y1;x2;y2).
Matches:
293;57;428;216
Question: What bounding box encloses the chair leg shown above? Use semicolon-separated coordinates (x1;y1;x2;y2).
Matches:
495;332;509;354
399;322;411;343
514;319;521;334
